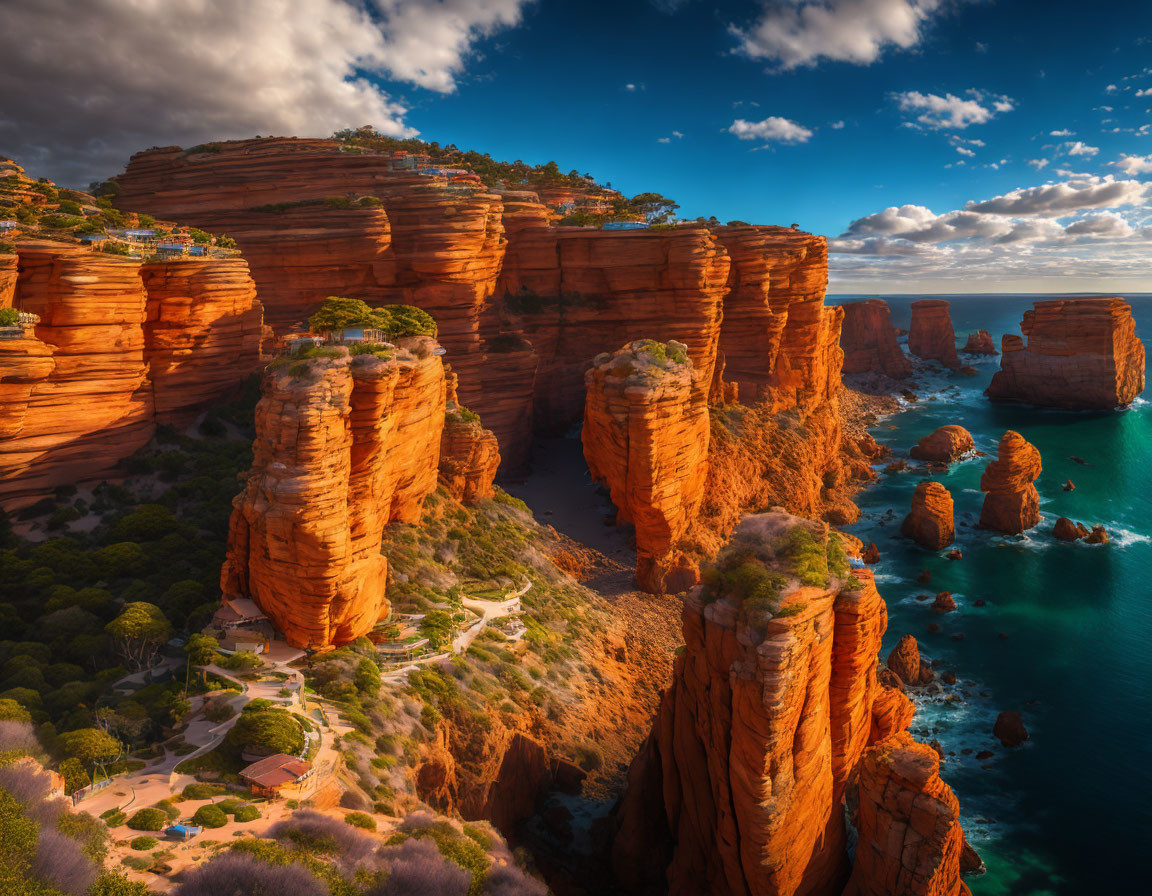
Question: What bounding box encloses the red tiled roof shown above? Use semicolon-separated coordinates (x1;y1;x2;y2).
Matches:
239;753;311;788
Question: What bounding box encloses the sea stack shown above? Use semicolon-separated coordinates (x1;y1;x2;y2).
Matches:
986;297;1145;409
840;299;912;378
902;481;955;549
582;340;709;594
978;431;1042;534
962;330;997;355
908;299;961;369
909;425;975;463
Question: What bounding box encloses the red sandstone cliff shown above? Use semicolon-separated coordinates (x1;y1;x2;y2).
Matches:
612;514;964;896
221;338;446;649
908;300;960;369
712;226;835;405
841;299;912;379
582;341;709;593
0;241;264;510
845;732;970;896
439;372;500;504
986;297;1145;409
902;482;955;550
141;258;264;423
978;431;1042;534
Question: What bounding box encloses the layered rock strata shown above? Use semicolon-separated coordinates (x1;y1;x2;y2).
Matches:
612;514;964;896
845;732;970;896
902;482;955;550
841;299;912;378
908;300;960;369
439;373;501;504
978;431;1042;534
582;341;709;593
140;258;265;423
986;297;1145;409
220;338;446;649
0;242;264;509
712;226;837;406
113;139;850;477
909;426;975;464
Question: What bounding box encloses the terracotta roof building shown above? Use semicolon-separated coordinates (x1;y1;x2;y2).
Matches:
239;753;312;797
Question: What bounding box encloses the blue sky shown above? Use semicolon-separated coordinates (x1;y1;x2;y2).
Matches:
3;0;1151;291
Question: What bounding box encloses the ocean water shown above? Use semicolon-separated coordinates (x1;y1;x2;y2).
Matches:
827;295;1152;896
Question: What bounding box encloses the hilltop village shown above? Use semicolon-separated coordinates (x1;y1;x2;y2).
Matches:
0;133;1143;896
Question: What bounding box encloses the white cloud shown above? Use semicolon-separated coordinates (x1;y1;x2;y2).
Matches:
893;89;1014;129
731;0;944;70
0;0;529;185
1028;158;1050;169
657;137;671;143
831;175;1152;286
1063;212;1133;238
1050;129;1074;136
1116;153;1152;175
955;146;975;157
672;130;685;138
1136;88;1152;97
963;175;1148;216
1106;84;1119;93
1061;141;1099;157
728;116;814;144
830;120;846;129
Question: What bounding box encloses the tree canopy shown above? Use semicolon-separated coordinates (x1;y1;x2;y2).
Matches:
57;727;121;768
307;297;437;341
105;602;172;671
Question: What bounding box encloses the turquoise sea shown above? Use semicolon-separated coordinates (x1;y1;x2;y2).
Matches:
826;295;1152;895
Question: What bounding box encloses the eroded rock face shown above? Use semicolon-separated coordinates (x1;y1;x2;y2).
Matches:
909;300;960;369
902;482;955;550
978;431;1042;534
0;243;154;508
845;731;970;896
114;139;856;479
962;330;997;355
582;341;709;593
712;226;837;407
141;258;265;424
841;299;912;379
0;242;264;510
612;515;908;896
439;374;500;504
888;634;932;687
909;426;975;463
221;339;446;649
986;297;1145;409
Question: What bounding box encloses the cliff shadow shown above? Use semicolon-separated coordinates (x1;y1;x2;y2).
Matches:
499;432;639;596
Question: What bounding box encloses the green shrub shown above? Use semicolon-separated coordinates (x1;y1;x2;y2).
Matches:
126;808;167;831
192;804;228;828
129;836;157;850
0;308;19;327
343;812;376;831
216;650;261;671
233;804;261;823
100;808;127;827
181;782;227;800
226;705;305;756
121;855;151;871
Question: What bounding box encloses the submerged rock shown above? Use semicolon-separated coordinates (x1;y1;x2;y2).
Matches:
993;711;1029;747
